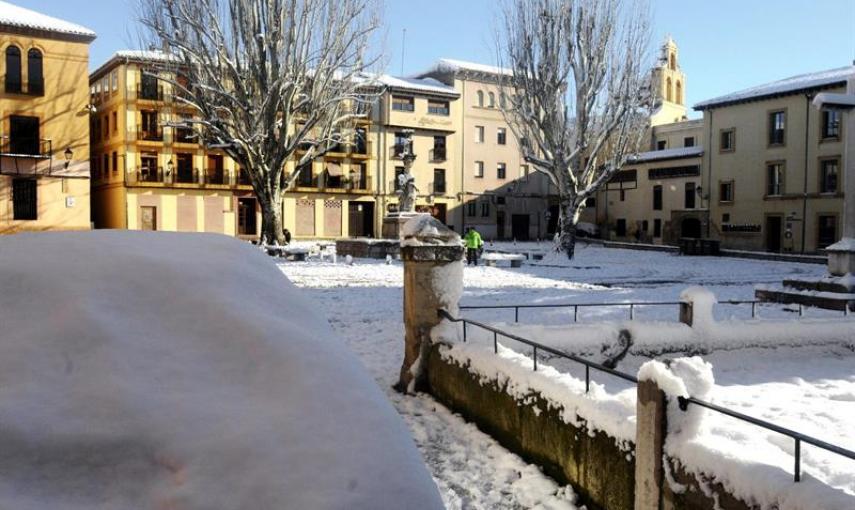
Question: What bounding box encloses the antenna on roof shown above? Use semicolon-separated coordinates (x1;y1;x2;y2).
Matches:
400;29;407;75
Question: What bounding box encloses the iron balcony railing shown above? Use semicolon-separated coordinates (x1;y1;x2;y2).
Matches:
0;136;52;159
429;147;447;162
459;299;851;324
390;144;409;159
137;126;163;142
136;83;166;102
437;308;855;484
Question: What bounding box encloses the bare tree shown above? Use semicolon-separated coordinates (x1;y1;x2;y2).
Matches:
498;0;651;259
138;0;382;244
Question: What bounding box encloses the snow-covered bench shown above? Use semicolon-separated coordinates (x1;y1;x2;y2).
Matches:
482;252;526;268
263;245;308;261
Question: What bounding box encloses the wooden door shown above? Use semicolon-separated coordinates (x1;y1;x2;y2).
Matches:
140;206;157;231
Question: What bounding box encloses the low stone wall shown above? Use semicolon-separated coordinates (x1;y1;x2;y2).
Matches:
664;458;754;510
425;342;635;510
335;239;400;259
424;342;776;510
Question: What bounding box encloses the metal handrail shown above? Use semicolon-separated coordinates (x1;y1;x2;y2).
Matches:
437;308;855;483
459;299;850;323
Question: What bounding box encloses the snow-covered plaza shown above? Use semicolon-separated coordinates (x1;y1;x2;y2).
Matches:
280;242;855;509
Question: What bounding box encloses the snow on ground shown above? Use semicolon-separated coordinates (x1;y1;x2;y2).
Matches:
280;241;854;508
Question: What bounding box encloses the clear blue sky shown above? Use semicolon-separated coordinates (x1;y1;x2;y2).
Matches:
26;0;855;115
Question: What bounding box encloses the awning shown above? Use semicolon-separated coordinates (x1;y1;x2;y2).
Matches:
325;162;343;177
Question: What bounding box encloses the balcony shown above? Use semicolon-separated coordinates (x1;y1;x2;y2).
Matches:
327;140;371;158
0;136;51;159
390;144;408;159
173;127;197;144
130;167;166;184
318;174;373;193
137;126;163;142
429;147;446;162
127;166;251;189
135;84;167;102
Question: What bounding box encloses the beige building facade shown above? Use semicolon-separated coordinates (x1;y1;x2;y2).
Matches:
90;51;379;240
696;67;849;253
373;75;463;232
0;3;94;234
418;59;556;241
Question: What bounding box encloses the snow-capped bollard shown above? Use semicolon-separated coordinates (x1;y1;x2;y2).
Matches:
679;287;717;328
396;216;464;394
635;357;715;509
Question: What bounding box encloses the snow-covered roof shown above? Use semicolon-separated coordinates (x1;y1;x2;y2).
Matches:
0;0;95;41
628;146;703;163
0;231;444;509
426;58;512;77
375;74;459;97
695;66;854;110
90;49;178;80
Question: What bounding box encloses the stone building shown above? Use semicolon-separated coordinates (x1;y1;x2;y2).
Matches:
372;74;463;233
593;39;707;243
695;66;850;253
90;51;377;239
416;59;555;241
0;1;94;234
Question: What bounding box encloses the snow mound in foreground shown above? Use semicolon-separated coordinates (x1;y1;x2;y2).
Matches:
0;231;443;510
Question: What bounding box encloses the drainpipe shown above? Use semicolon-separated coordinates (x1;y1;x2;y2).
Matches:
801;93;811;253
706;109;714;238
460;77;466;234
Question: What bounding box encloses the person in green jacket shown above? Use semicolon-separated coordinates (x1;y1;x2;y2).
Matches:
463;227;484;266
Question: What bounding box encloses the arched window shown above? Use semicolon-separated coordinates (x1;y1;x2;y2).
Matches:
669;53;676;70
27;49;43;96
5;46;21;93
675;81;682;105
488;92;495;108
665;77;672;103
477;90;484;107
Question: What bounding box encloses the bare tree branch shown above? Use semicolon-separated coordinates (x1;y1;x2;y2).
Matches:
138;0;382;244
498;0;652;259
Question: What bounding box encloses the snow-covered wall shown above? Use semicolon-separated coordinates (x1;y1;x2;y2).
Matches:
0;231;444;510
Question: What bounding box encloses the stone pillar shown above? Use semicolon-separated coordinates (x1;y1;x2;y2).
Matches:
396;218;464;393
635;379;668;510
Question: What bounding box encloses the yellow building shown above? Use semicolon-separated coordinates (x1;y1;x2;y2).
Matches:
417;59;556;241
0;2;94;234
90;51;378;239
696;66;850;253
373;75;462;232
650;37;688;127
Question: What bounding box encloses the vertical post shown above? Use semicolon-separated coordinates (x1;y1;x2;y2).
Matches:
533;346;538;371
493;331;498;354
630;303;635;321
679;300;694;326
635;379;667;509
398;218;465;394
799;304;804;317
794;438;801;482
752;301;757;319
515;306;519;323
574;305;578;323
585;365;590;393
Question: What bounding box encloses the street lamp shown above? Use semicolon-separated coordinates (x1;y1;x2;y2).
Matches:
63;147;73;169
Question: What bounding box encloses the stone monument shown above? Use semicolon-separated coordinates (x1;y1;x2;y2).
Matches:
382;129;429;239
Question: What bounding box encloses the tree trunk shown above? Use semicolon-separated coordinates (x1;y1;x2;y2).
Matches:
558;200;578;260
259;194;285;246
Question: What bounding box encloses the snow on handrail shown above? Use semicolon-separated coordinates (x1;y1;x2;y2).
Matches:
436;308;855;484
